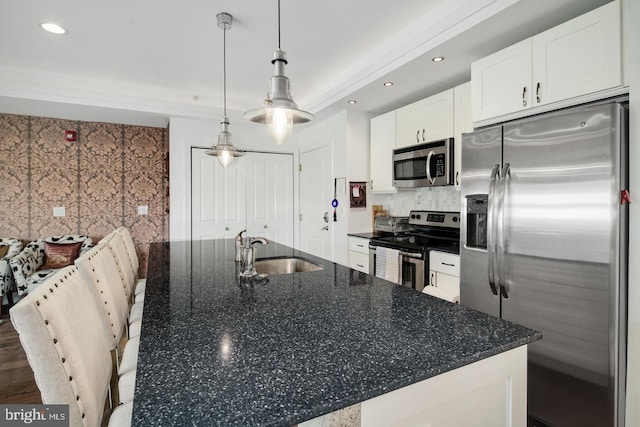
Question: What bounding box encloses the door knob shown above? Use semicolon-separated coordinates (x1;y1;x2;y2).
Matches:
321;226;329;231
225;226;229;231
263;225;268;229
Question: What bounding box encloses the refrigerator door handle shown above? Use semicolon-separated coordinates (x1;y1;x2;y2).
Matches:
426;150;436;185
487;164;500;296
497;163;511;298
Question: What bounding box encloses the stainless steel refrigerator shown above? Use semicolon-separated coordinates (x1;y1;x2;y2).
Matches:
460;100;628;427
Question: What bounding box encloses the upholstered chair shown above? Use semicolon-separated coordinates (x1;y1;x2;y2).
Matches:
0;238;23;322
10;235;93;295
10;265;112;427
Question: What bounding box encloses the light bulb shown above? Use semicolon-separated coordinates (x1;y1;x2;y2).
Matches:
218;149;233;168
266;108;293;144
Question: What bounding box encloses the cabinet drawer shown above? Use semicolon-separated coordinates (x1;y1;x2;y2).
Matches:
348;237;370;255
429;251;460;277
349;251;369;274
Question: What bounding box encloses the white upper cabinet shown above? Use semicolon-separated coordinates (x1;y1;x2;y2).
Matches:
395;98;427;148
370;110;396;194
531;0;621;106
396;90;454;148
453;82;472;189
472;1;621;124
471;39;532;122
423;89;454;142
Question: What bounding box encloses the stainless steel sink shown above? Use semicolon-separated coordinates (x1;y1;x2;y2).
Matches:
254;257;324;275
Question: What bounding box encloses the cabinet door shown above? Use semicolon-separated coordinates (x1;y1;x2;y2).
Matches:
423;89;454;142
370;111;397;193
532;1;621;106
471;39;532;123
395;99;426;148
453;82;472;188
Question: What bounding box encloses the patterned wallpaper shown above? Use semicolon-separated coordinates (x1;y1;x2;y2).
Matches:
0;114;169;277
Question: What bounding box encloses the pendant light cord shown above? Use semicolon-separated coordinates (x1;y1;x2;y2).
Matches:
277;0;281;49
223;26;227;117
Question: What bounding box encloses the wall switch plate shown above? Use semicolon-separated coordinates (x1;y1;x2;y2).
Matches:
137;205;148;215
53;206;66;217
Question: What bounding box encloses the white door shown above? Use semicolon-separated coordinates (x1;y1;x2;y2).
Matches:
192;148;246;239
300;146;332;259
245;152;294;246
191;149;294;242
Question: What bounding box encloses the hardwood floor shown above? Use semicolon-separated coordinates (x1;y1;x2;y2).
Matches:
0;310;41;404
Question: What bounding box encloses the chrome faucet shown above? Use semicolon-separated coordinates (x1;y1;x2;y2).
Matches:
239;236;269;277
235;230;247;261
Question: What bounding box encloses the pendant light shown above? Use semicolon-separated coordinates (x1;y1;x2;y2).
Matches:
205;12;244;168
244;0;313;144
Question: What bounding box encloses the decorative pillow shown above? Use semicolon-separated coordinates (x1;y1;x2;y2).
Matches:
0;244;8;259
40;241;83;269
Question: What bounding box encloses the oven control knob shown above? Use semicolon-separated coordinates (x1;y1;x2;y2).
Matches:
411;214;416;219
416;214;421;220
453;216;458;222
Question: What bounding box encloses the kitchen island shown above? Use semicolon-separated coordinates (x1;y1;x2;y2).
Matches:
133;239;541;426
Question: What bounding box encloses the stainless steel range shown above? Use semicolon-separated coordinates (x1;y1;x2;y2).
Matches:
369;211;460;291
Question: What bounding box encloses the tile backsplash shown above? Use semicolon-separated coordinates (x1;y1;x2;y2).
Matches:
371;186;461;217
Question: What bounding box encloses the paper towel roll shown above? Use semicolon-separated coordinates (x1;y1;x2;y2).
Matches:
422;286;460;304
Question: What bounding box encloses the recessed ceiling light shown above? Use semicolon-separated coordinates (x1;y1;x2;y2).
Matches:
383;81;394;87
432;56;445;62
348;100;357;104
40;23;67;35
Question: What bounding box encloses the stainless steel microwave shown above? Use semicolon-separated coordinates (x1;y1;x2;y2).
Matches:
392;138;454;188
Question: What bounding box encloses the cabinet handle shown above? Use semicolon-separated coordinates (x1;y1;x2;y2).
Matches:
225;226;229;231
422;129;425;142
522;86;527;107
536;82;541;104
442;262;456;267
455;171;459;186
264;225;268;229
416;130;420;143
356;244;365;248
430;272;436;286
356;264;364;268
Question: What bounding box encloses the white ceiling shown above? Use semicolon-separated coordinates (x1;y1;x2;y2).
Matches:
0;0;611;127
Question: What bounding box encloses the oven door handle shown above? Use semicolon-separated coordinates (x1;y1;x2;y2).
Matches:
399;251;423;259
369;246;423;260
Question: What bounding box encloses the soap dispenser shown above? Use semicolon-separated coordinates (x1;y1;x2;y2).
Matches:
235;229;247;261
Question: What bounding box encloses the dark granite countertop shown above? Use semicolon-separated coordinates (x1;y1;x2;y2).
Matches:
133;239;541;426
347;232;379;239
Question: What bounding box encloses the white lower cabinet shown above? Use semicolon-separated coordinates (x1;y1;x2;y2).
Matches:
348;236;370;274
361;346;528;426
428;251;460;297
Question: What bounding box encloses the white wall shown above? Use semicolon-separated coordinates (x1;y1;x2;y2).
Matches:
624;0;639;424
169;112;299;242
299;110;372;266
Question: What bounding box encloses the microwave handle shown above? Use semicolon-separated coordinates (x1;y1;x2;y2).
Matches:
425;150;436;185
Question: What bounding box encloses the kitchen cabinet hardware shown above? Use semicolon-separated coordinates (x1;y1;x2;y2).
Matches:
522;86;527;107
225;226;229;231
263;225;268;229
536;82;541;103
416;130;420;143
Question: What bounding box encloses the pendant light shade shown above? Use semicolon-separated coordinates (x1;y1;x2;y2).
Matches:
244;0;313;144
205;12;244;167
